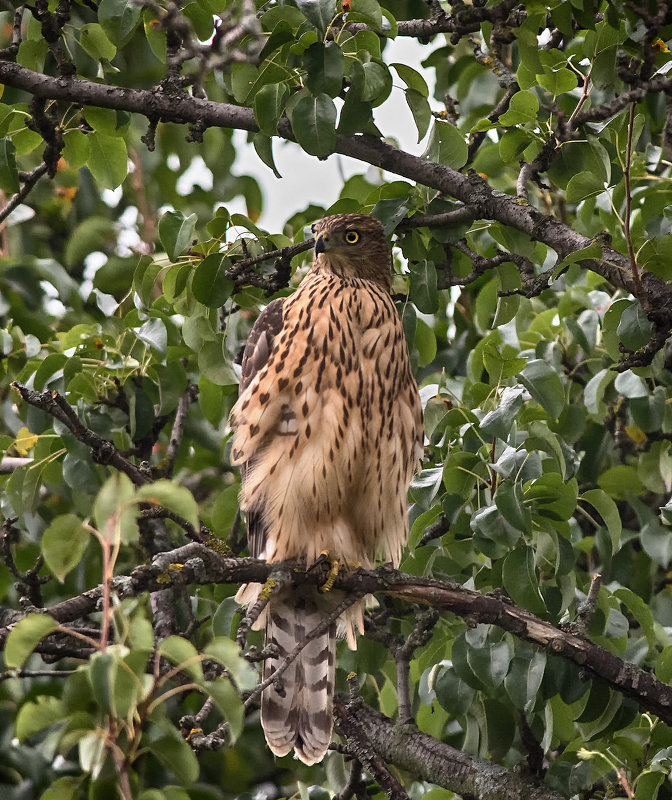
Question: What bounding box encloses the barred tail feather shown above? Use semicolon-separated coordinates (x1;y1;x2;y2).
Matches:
261;593;336;765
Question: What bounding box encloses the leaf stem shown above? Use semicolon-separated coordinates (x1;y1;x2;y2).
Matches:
624;102;642;294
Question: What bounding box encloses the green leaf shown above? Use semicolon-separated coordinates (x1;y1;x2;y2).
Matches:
158;636;204;681
143;8;166;62
518;359;565;419
434;668;475;715
656;647;672;683
192;254;234;308
98;0;142;46
641;518;672;567
295;0;335;33
566;172;605;203
152;362;188;415
198;339;239;386
62;130;90;169
288;92;336;157
634;771;665;800
253;133;282;179
408;505;443;549
616;302;653;351
136;480;200;530
466;641;512;688
526;473;578;521
498;90;539;125
495;481;531;533
149;735;199;785
471;505;520;558
134;317;167;353
597;465;644;501
79;23;117;61
423;120;468;169
42;514;90;582
391;63;429;96
350;60;391;105
538;66;577;95
583;367;615;415
0;137;19;193
479;387;525;439
405;89;432;142
205;678;245;740
94;472;138;544
87;131;128;189
415;317;436;367
304;42;344;98
159;211;198;261
504;652;546;711
348;0;383;29
93;254;137;299
16;695;66;741
580;489;622;554
5;613;58;669
409;260;438;313
83;106;118;134
613;588;655;650
253;83;289;137
502;545;547;614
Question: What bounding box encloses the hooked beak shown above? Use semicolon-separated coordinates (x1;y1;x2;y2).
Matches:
314;232;329;255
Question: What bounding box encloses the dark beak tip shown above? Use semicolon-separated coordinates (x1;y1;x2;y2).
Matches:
314;236;326;255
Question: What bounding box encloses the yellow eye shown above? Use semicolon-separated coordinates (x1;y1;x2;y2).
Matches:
344;230;360;244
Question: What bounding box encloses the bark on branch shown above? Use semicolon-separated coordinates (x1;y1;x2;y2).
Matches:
2;548;670;726
2;60;669;343
334;699;565;800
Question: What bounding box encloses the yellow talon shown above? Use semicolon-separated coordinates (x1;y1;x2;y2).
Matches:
318;551;339;593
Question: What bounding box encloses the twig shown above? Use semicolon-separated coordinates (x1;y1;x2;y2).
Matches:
0;457;33;473
396;206;476;230
393;609;438;723
242;590;363;711
0;5;24;60
335;759;368;800
11;382;152;486
1;517;48;607
0;667;76;681
236;565;293;649
0;162;49;225
140;507;210;544
162;382;198;478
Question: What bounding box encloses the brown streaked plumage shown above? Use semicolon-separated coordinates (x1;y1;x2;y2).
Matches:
231;213;423;764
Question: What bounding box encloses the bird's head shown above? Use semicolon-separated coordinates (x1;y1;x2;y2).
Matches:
311;214;391;289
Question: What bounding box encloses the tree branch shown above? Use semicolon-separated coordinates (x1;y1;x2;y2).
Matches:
0;62;670;363
11;382;152;486
2;548;669;726
334;698;565;800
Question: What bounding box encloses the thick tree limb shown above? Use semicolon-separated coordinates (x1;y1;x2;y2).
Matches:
2;548;670;726
334;699;565;800
2;60;667;360
0;63;670;360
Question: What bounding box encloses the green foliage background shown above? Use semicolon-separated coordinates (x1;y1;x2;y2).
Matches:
1;0;672;798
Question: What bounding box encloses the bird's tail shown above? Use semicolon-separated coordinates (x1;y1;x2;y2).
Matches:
261;591;336;765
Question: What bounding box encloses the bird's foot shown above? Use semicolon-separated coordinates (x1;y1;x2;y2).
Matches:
308;550;340;593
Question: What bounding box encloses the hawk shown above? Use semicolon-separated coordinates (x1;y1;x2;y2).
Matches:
230;213;423;764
